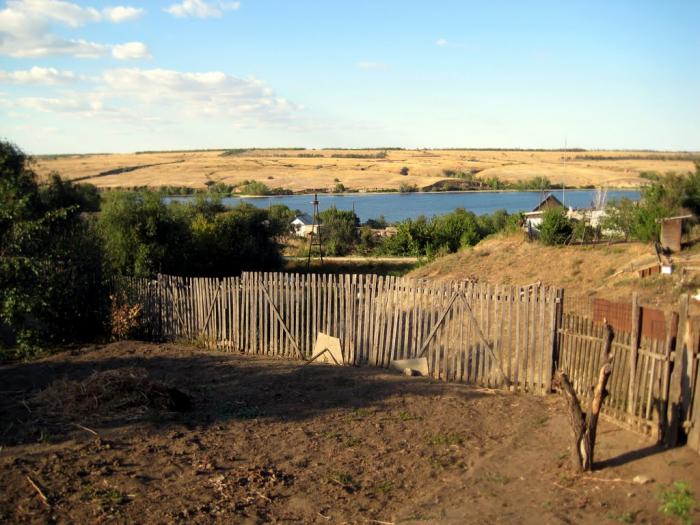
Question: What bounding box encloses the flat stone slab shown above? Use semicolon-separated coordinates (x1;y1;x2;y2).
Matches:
389;357;429;376
311;332;344;365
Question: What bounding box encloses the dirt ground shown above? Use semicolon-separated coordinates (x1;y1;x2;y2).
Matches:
1;342;698;524
33;149;697;192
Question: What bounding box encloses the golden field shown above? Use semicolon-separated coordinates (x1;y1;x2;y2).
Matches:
34;149;698;192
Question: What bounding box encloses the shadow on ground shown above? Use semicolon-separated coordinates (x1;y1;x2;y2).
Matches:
0;341;488;446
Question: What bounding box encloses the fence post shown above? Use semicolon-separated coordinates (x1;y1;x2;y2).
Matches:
688;360;700;453
627;293;641;418
665;294;689;447
545;288;563;393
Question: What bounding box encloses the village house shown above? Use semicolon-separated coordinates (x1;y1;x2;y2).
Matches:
291;213;318;238
522;193;564;231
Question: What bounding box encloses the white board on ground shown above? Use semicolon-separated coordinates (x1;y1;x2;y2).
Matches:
311;332;344;365
389;358;429;376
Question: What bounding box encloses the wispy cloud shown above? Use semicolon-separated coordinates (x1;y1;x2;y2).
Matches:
356;61;389;71
165;0;241;19
4;67;298;128
435;38;449;47
0;66;80;84
0;0;148;59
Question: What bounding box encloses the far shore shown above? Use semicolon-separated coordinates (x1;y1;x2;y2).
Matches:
161;187;643;199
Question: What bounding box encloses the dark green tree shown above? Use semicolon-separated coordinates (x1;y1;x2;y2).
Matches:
0;142;104;356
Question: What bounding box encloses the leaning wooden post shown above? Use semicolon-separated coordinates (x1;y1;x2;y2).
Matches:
627;293;641;418
665;294;690;447
555;323;614;472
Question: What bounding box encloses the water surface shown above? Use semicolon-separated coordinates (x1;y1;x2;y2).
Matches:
167;189;640;223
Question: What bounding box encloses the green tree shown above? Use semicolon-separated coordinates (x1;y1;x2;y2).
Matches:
318;207;359;256
539;208;574;245
98;191;189;277
0;142;104;356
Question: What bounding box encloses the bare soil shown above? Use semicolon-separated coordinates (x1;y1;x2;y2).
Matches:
1;342;698;524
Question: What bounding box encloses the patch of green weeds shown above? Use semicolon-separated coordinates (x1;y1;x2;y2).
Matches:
380;410;421;423
374;480;395;494
81;483;129;508
343;408;373;421
533;415;549;427
658;482;696;524
325;472;359;493
318;431;342;440
344;436;363;447
427;433;463;447
482;472;511;485
607;510;637;523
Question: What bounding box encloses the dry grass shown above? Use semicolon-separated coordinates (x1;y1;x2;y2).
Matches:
409;232;693;311
32;367;191;419
33;149;697;192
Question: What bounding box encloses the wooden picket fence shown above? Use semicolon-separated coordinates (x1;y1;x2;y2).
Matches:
558;294;699;446
558;313;674;438
114;272;699;450
115;272;561;394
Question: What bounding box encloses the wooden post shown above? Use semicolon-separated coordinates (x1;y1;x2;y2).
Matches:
666;294;690;447
687;360;700;454
628;293;641;417
556;323;614;472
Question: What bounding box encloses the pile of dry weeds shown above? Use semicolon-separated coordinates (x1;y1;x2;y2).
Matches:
33;367;191;419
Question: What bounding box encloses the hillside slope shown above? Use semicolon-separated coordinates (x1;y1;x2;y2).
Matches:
409;233;695;311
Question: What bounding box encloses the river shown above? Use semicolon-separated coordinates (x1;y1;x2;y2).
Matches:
166;189;640;223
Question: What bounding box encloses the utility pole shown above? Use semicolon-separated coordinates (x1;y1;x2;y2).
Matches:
306;193;324;270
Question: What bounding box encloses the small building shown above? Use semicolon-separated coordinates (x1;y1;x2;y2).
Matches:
658;215;693;253
369;227;398;238
523;193;564;231
291;214;318;238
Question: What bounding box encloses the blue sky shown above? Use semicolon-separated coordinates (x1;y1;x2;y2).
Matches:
0;0;698;153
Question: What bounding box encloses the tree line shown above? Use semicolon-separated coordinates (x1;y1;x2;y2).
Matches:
0;142;292;358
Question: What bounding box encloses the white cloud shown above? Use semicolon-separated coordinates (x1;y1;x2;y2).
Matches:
165;0;240;18
112;42;151;60
0;66;78;84
5;67;297;127
435;38;449;47
356;61;389;71
102;6;145;23
0;0;148;58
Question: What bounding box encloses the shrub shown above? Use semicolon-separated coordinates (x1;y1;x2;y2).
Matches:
0;141;105;356
539;208;574;245
318;207;359;256
400;166;410;176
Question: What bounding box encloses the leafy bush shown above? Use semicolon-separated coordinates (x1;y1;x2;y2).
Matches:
539;208;574;245
658;482;696;525
99;193;285;278
379;208;513;257
318;207;359;256
0;141;105;357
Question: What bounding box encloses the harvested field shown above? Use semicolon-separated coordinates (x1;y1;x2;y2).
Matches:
1;342;699;524
33;149;698;192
